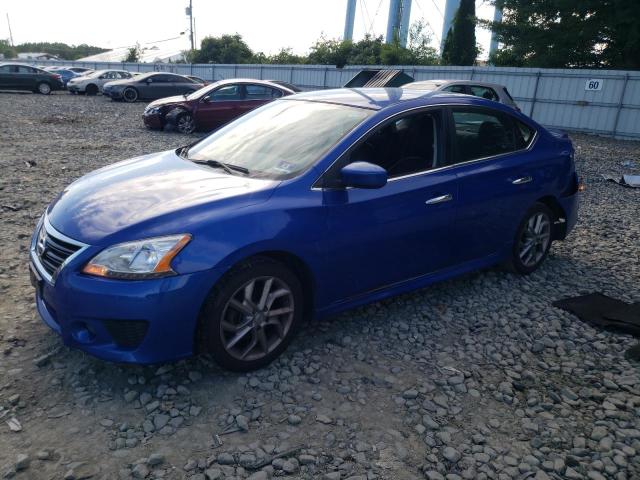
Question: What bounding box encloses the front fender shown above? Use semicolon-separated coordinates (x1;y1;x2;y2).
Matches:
165;106;189;125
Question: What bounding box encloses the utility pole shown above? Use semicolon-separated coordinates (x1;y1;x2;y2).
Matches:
6;13;14;47
186;0;194;50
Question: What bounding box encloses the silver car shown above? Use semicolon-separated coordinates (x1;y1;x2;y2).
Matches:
67;69;133;95
404;80;520;111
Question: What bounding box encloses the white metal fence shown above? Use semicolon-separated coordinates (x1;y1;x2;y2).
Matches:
32;60;640;140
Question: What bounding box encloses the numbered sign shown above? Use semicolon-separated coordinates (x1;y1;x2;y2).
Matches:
585;79;603;91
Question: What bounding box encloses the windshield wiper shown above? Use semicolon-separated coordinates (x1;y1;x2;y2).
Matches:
191;159;249;175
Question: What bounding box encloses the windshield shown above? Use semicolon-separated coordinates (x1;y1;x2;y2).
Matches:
187;100;372;179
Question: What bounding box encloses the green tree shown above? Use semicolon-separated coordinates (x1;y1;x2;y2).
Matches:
264;48;306;64
13;42;106;60
124;43;141;62
191;34;254;64
486;0;640;69
307;36;353;67
406;20;439;65
0;40;16;59
441;0;478;65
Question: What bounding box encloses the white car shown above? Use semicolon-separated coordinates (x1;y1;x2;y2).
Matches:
403;79;520;111
67;69;133;95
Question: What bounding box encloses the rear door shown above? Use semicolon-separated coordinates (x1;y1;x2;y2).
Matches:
194;84;245;131
447;106;539;262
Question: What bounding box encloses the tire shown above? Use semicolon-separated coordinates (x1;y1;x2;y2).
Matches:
175;112;196;134
37;82;51;95
85;84;98;96
199;257;303;371
508;203;554;274
122;87;138;103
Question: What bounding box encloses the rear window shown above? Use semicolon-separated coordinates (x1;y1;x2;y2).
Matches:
515;120;535;149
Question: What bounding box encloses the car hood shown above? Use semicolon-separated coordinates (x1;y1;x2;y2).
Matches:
147;95;189;108
47;150;279;245
103;79;132;88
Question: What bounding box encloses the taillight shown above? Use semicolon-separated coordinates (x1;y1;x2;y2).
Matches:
52;74;61;80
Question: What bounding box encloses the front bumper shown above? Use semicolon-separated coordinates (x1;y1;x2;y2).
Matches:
30;219;220;364
103;89;123;99
67;84;82;93
143;112;164;129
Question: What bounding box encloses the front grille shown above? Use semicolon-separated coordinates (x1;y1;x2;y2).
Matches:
36;225;82;276
102;320;149;349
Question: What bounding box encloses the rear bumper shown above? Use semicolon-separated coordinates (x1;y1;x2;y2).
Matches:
558;190;579;239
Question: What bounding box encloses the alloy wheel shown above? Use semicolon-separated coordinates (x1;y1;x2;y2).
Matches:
123;88;138;102
38;83;51;95
177;114;195;134
518;212;551;268
220;276;295;362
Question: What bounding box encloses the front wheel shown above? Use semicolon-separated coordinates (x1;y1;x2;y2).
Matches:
175;112;196;134
37;82;51;95
199;257;303;371
85;84;98;96
508;203;554;274
122;87;138;103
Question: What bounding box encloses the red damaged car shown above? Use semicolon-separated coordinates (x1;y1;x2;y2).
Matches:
142;79;297;134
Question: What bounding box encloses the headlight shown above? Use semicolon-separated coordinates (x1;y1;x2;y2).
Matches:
145;106;161;115
82;234;191;279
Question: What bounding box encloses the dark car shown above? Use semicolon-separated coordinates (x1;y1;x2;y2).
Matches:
143;79;295;133
44;67;79;87
30;88;580;370
0;63;64;94
186;75;209;85
103;72;204;102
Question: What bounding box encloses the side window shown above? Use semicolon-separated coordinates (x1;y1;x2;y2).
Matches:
346;111;441;180
18;66;35;74
245;85;281;100
120;72;132;79
148;75;169;83
469;85;499;101
451;109;518;163
0;65;13;72
208;85;243;101
514;120;535;149
442;84;466;94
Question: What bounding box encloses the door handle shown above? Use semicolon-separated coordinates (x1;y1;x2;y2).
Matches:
512;176;532;185
425;194;452;205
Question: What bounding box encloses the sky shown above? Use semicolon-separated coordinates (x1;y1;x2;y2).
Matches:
0;0;496;57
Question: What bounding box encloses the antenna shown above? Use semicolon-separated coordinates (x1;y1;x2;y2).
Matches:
6;13;14;47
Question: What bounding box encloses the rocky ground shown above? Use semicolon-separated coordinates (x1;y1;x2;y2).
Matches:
0;91;639;480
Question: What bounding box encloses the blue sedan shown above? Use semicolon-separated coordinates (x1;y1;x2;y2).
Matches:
30;88;580;371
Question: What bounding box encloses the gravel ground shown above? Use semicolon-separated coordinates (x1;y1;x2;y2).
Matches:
1;91;639;480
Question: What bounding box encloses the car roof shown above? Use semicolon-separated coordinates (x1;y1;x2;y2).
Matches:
285;87;527;118
406;79;506;90
288;87;465;110
213;78;296;92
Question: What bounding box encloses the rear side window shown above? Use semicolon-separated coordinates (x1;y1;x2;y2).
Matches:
515;120;535;149
18;66;35;74
442;84;466;94
246;85;282;100
451;109;518;163
469;85;499;102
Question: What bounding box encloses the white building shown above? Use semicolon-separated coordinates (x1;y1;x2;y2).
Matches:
17;52;60;61
77;41;185;63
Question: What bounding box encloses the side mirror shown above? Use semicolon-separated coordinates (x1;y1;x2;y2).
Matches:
340;162;387;189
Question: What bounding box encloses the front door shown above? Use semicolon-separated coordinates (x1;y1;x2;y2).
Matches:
195;84;245;131
321;109;459;301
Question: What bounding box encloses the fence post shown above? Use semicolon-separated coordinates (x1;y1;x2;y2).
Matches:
529;71;542;119
469;67;475;80
212;65;216;81
322;67;328;89
289;66;294;83
612;73;629;138
233;64;237;78
259;64;264;80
